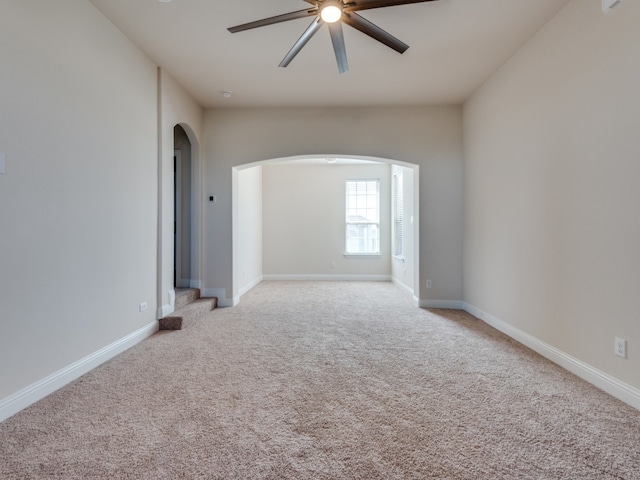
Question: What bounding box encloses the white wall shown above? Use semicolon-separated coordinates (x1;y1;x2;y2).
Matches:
0;1;158;403
262;163;391;278
158;70;204;316
233;166;263;296
464;0;640;392
203;107;463;305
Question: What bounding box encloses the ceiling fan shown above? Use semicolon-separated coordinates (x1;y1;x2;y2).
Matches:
227;0;440;74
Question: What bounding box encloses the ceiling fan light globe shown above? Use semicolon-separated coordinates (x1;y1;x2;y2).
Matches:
320;4;342;23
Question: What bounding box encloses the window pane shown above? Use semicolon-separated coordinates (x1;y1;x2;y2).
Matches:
346;223;379;254
345;179;380;254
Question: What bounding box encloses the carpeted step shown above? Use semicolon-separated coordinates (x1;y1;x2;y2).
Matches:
159;297;218;331
158;315;183;330
175;288;200;310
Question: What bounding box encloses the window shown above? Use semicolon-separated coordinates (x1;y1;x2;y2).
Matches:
392;170;404;258
345;179;380;255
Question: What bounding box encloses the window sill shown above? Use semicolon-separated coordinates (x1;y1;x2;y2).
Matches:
392;255;405;262
344;253;381;259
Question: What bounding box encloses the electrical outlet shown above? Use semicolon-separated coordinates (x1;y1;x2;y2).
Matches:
614;337;627;359
426;280;432;288
331;261;336;269
139;302;148;312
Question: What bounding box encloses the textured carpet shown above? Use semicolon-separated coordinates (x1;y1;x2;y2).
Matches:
1;281;639;479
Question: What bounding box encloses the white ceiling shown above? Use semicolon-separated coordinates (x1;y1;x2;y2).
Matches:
88;0;571;108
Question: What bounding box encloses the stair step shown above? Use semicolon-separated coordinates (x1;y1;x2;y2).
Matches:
159;296;218;331
159;316;183;330
175;288;200;310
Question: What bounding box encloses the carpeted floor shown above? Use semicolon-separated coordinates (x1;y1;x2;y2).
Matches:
1;281;639;479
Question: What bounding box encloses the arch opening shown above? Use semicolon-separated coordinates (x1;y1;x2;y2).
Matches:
232;154;420;304
173;123;202;291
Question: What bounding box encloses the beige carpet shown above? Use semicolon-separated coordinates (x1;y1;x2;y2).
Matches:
1;281;639;479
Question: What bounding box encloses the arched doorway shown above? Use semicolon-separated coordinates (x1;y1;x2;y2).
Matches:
173;124;201;290
232;154;420;304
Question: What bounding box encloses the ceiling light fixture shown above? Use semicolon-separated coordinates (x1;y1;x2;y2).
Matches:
222;91;232;98
320;1;343;23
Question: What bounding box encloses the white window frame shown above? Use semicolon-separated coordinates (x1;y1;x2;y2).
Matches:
344;178;380;256
392;169;404;260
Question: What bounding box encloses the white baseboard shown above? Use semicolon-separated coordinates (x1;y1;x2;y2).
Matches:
463;302;640;411
157;288;176;319
201;287;236;307
239;276;263;297
0;321;158;423
391;277;414;297
262;274;392;282
391;278;417;306
419;299;464;309
157;303;173;319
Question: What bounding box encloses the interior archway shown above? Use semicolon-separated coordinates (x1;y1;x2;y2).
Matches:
232;154;420;304
173;123;202;291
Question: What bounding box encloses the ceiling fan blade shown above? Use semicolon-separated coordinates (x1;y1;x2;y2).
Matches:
279;17;324;68
328;22;349;73
228;8;317;34
345;0;439;13
342;12;408;54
